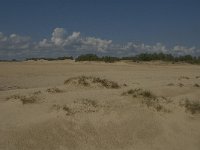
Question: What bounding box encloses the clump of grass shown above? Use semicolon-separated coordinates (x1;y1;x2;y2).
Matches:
52;98;100;116
78;76;90;86
80;98;98;108
33;91;42;95
6;94;24;100
6;94;39;104
178;76;190;80
195;76;200;79
178;83;184;87
20;95;38;104
46;87;64;93
167;83;174;86
122;88;156;99
64;76;90;87
63;105;75;115
122;88;170;112
194;83;200;87
181;99;200;114
140;90;156;99
64;76;120;89
6;94;40;104
123;83;127;87
121;88;141;96
92;77;120;89
51;104;62;111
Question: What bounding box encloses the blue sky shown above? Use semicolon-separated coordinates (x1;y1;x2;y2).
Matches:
0;0;200;59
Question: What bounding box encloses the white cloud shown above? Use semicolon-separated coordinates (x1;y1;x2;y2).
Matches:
0;32;7;42
51;28;67;46
172;45;196;55
0;27;199;59
39;28;112;52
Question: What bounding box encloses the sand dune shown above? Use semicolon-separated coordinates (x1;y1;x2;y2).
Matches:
0;60;200;150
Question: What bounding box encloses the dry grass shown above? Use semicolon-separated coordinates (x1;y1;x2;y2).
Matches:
46;87;64;93
195;76;200;79
64;76;121;89
33;91;42;95
178;83;184;87
180;99;200;114
193;83;200;87
122;88;156;99
178;76;190;80
167;83;175;86
62;105;75;115
122;88;170;112
79;98;98;108
52;98;100;116
6;94;39;104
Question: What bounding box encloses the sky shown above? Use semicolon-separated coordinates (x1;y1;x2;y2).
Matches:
0;0;200;59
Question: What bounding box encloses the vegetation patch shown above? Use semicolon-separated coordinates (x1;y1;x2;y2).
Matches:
122;88;171;113
178;83;184;87
196;76;200;79
193;83;200;87
63;105;75;115
33;91;42;95
64;76;121;89
167;83;175;86
178;76;190;80
77;98;98;108
46;87;64;93
52;98;100;116
26;56;73;61
75;54;120;63
180;99;200;114
122;88;156;99
6;94;40;104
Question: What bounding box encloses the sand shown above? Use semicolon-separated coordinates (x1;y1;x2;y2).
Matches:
0;60;200;150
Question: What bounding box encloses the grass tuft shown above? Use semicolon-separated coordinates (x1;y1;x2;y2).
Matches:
46;87;64;93
194;83;200;87
181;99;200;114
122;88;170;112
64;76;120;89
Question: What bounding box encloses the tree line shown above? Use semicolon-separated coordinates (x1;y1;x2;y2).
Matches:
1;53;200;64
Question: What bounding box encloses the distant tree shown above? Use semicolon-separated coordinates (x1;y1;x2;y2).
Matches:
75;54;100;61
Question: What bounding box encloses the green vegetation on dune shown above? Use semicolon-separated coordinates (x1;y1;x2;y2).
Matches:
1;53;200;64
75;53;200;64
75;54;120;63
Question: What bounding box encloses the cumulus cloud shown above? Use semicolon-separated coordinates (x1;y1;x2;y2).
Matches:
39;28;112;52
0;27;199;59
0;32;31;51
172;45;197;55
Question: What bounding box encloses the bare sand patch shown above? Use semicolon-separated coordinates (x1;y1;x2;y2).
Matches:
0;61;200;150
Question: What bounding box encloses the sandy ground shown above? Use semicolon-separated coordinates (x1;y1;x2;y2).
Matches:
0;60;200;150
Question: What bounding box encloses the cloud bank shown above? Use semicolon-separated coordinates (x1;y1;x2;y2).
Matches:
0;28;199;59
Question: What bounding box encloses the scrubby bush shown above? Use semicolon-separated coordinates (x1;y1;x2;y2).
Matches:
75;54;100;62
75;54;120;63
130;53;200;64
26;56;73;61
